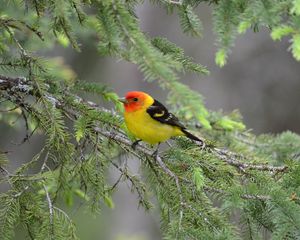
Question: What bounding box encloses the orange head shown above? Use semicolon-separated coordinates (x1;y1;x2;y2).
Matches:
119;91;154;112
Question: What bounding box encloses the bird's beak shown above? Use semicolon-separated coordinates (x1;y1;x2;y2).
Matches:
118;97;127;104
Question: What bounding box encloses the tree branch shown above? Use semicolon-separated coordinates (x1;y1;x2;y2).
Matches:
0;74;288;175
43;184;54;238
0;74;289;207
212;148;288;173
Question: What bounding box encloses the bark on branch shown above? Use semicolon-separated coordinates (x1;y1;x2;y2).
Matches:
1;74;289;204
0;74;288;175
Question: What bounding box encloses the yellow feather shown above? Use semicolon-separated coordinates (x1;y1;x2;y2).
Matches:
153;111;165;117
124;94;184;144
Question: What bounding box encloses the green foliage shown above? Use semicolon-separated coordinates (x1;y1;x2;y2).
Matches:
151;37;209;75
74;81;123;109
212;0;300;65
271;25;295;41
291;0;300;15
237;21;252;34
0;194;20;240
291;34;300;61
215;48;227;67
213;0;238;67
215;116;245;131
74;116;89;142
0;152;8;167
178;5;203;37
193;167;205;191
1;0;300;239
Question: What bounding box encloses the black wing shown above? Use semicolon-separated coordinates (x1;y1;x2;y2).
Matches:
146;99;185;129
147;99;203;143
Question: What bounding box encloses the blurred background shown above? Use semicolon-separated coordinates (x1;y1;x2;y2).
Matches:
1;2;300;239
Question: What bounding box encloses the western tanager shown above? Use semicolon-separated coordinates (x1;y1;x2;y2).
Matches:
119;91;202;148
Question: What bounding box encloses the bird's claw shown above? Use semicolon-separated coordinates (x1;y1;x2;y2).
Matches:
151;149;159;159
131;140;141;150
196;139;205;150
151;142;161;159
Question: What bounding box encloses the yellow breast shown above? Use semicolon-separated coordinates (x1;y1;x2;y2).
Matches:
124;109;183;144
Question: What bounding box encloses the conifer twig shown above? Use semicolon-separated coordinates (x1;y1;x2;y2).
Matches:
0;74;289;175
0;75;289;175
203;186;271;201
0;17;44;40
213;148;288;172
169;0;182;5
154;154;184;233
4;26;29;57
0;166;10;176
43;184;54;238
97;128;184;231
109;160;148;206
40;151;50;173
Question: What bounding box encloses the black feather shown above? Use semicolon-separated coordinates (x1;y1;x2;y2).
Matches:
147;99;202;142
181;129;202;142
146;99;184;128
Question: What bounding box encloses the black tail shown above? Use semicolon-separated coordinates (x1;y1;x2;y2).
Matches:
181;129;203;143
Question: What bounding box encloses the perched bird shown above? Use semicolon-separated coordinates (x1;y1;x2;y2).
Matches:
119;91;203;150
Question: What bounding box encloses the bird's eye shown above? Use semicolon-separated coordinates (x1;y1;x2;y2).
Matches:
133;98;138;102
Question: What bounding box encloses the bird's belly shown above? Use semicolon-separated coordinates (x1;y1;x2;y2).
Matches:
125;111;181;144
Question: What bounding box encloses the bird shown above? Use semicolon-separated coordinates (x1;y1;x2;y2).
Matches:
119;91;203;152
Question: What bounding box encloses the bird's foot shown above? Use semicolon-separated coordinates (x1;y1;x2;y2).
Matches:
151;143;161;159
151;149;159;159
196;139;205;150
166;140;173;147
131;140;141;150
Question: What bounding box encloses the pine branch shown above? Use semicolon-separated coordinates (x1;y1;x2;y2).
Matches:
203;186;271;201
0;74;288;175
109;160;151;209
1;1;300;238
0;17;44;41
1;73;297;238
43;184;54;238
212;148;288;173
